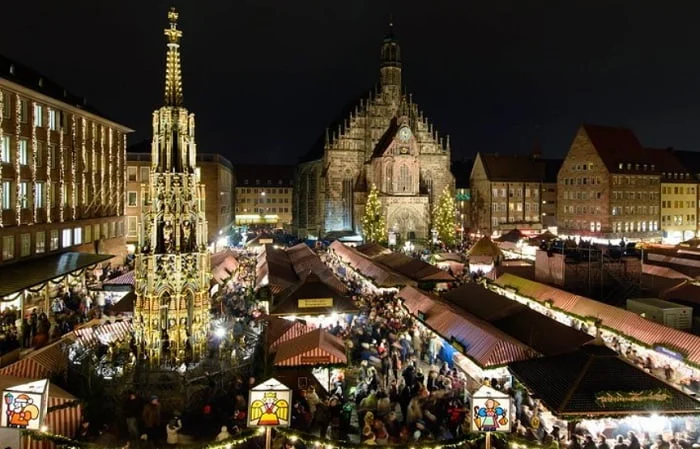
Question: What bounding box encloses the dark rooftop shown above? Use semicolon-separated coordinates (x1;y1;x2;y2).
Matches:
234;164;294;187
477;153;561;183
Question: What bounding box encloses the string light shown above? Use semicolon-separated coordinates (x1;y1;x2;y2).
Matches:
100;124;105;207
58;115;65;222
46;109;52;224
15;94;21;224
108;127;113;212
80;117;87;209
0;90;5;228
91;122;96;214
31;100;38;223
71;114;77;220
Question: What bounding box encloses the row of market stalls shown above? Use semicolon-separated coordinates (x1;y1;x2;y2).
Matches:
491;272;700;395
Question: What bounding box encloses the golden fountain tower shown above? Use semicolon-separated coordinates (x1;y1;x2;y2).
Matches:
134;7;210;364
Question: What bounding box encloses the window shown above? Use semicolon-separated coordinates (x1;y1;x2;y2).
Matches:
48;108;58;130
18;139;28;165
127;216;138;236
35;231;45;254
1;181;10;209
18;99;28;123
36;141;43;167
49;145;57;169
0;136;9;163
18;181;28;208
74;227;82;245
127;191;138;207
2;235;14;260
35;182;44;208
139;167;149;182
49;230;59;251
34;104;43;127
110;221;116;238
85;225;91;243
20;233;30;257
2;93;10;118
62;228;72;247
127;167;137;182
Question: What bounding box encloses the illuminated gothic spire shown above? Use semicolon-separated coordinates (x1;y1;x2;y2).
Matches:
163;7;184;107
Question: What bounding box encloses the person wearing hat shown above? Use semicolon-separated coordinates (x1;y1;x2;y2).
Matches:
142;396;161;442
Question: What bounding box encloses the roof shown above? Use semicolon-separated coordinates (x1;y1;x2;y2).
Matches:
273;328;348;367
444;284;594;356
642;264;691;280
509;344;700;417
0;252;113;297
494;273;700;366
329;241;412;288
661;281;700;306
627;297;691;310
211;249;239;284
468;237;503;258
234;165;295;187
266;317;312;350
270;273;358;316
495;229;524;243
371;118;401;158
256;245;298;295
580;124;653;173
355;243;455;283
398;285;537;367
103;270;135;287
673;150;700;176
285;243;347;293
477;153;559;182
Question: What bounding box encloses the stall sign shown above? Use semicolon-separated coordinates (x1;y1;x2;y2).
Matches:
471;385;511;433
301;355;332;364
1;379;49;430
450;336;466;354
594;389;672;409
654;345;684;361
248;378;292;427
298;298;333;308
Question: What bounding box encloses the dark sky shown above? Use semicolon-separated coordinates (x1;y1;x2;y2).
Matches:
2;0;700;164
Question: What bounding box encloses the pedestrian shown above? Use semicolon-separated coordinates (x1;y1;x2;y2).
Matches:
165;418;182;445
123;391;141;440
141;396;161;442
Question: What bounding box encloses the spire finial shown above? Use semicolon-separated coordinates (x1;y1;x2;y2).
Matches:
163;6;184;107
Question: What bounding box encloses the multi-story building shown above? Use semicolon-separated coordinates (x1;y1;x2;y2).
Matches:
234;165;294;228
451;159;473;236
295;22;454;241
469;152;561;235
649;148;696;243
125;150;234;245
558;124;662;240
0;54;132;265
672;150;700;239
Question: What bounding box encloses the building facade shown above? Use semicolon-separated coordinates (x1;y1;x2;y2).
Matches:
234;165;293;228
133;8;210;363
125;151;234;245
0;55;132;265
469;153;561;235
295;23;454;241
558;124;662;240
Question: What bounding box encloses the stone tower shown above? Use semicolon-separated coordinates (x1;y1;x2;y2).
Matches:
134;7;210;365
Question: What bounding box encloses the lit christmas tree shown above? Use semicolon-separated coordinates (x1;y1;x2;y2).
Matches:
432;186;457;246
362;183;387;244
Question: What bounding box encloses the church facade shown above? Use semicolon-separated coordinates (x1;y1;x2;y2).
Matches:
133;8;210;364
294;24;454;242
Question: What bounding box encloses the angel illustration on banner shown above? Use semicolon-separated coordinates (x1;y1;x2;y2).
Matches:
249;392;289;426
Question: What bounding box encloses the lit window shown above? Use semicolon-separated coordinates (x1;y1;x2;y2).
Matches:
74;227;82;245
35;182;44;208
127;216;138;236
127;191;138;207
18;181;28;208
62;228;72;247
49;230;59;251
85;225;92;243
2;235;14;260
18;99;28;123
0;135;9;163
18;139;28;165
139;166;149;182
20;233;30;257
1;181;11;209
48;108;58;130
35;231;45;254
34;104;43;127
127;167;137;182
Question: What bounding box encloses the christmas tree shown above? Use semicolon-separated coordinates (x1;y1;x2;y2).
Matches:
432;186;457;246
361;183;387;244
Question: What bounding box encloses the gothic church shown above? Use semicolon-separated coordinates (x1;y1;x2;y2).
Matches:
294;22;454;241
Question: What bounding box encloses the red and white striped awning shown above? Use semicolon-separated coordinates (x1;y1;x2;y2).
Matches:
73;320;133;349
0;358;50;379
24;397;82;449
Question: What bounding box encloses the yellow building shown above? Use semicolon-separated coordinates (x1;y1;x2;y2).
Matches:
234;165;293;228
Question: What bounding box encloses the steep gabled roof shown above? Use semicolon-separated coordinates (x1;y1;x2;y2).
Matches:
371;118;400;158
580;124;652;173
477;153;556;182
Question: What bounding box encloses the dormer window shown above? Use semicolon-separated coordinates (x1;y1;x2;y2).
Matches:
635;163;640;170
9;64;14;75
618;163;623;169
643;164;647;171
627;163;632;170
651;164;655;171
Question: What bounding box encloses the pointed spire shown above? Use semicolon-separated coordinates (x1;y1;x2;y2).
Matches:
446;134;451;151
163;6;184;107
325;128;330;145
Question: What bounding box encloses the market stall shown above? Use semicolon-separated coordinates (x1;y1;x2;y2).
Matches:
508;344;700;444
266;316;312;352
211;248;240;284
467;237;503;276
327;241;412;292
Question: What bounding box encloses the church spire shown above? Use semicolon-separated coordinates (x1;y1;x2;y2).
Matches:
379;15;402;93
163;7;184;107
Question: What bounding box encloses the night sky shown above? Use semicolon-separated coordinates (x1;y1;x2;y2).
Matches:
2;1;700;164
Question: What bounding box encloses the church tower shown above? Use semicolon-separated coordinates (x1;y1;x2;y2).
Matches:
379;19;402;103
134;7;210;365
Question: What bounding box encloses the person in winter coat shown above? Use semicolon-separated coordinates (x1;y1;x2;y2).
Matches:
123;391;141;440
141;396;161;442
165;418;182;445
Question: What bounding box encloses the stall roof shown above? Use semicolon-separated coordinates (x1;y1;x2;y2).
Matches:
103;270;135;287
468;237;503;258
356;244;456;283
642;264;691;280
661;281;700;306
0;252;113;297
109;291;135;314
329;241;412;288
509;344;700;417
273;328;347;367
271;273;358;316
286;243;348;293
495;229;524;243
495;273;700;366
398;285;537;367
266;317;312;350
211;249;239;284
444;284;594;356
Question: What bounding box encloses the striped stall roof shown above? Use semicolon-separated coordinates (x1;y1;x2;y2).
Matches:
398;285;536;367
28;341;68;375
74;320;133;350
267;317;312;351
0;357;50;379
494;273;700;366
329;241;412;288
274;328;347;367
103;270;136;286
642;264;691;280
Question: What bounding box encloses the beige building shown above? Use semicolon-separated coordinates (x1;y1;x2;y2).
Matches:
125;151;234;245
0;54;132;266
234;165;293;228
558;124;662;240
295;23;454;241
469;153;561;235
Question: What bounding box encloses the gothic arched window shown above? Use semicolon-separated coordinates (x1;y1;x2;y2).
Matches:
398;165;411;193
384;163;393;193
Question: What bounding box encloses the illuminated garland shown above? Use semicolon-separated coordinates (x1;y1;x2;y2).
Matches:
47;109;52;223
91;123;96;216
119;133;125;215
0;89;4;228
100;125;105;208
108;127;113;212
59;118;65;222
31;100;38;222
71;114;77;220
15;93;21;224
81;117;87;209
